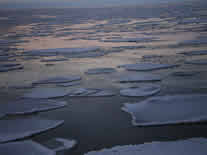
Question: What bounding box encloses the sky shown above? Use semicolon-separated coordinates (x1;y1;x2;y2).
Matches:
0;0;193;8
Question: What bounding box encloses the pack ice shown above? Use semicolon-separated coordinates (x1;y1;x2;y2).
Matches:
33;76;81;85
85;138;207;155
120;84;160;97
119;63;178;71
85;68;116;74
0;99;66;119
0;118;64;143
118;73;161;83
0;140;55;155
122;94;207;126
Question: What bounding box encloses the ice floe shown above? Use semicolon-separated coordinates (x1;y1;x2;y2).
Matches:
122;94;207;126
85;138;207;155
118;73;161;83
185;59;207;65
0;118;64;143
85;68;116;75
23;87;69;99
119;63;178;71
0;99;66;118
180;50;207;56
44;138;77;152
0;63;23;72
120;84;160;97
0;140;55;155
33;76;81;85
67;88;116;97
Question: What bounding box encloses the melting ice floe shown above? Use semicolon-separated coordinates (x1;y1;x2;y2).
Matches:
180;50;207;56
0;118;64;143
85;138;207;155
0;99;66;119
119;63;178;71
0;63;23;72
185;59;207;65
85;68;116;75
67;88;116;97
44;138;77;152
33;76;81;85
120;84;160;97
0;140;55;155
23;87;69;99
122;94;207;126
118;73;161;83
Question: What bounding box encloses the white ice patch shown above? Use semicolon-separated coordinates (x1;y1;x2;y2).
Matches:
33;76;81;85
57;81;81;87
119;63;178;71
120;84;160;97
0;140;55;155
185;59;207;65
0;99;66;118
67;88;116;97
180;50;207;56
0;118;64;143
85;138;207;155
85;68;116;74
24;47;99;56
118;73;161;83
122;94;207;126
44;138;77;152
23;87;69;99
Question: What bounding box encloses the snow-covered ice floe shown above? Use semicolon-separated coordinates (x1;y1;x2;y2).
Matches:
85;68;116;75
0;118;64;143
33;76;81;85
0;63;23;72
0;140;55;155
44;138;77;152
23;47;99;57
23;87;69;99
185;59;207;65
119;63;178;71
122;94;207;126
67;88;116;97
180;50;207;56
118;73;162;83
0;99;66;119
120;84;161;97
85;138;207;155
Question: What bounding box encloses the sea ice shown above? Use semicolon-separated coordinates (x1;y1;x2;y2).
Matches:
0;99;67;118
118;73;161;83
185;59;207;65
23;87;69;99
85;138;207;155
0;118;64;143
0;140;55;155
122;94;207;126
85;68;116;74
120;84;160;97
119;63;178;71
33;76;81;85
44;138;77;152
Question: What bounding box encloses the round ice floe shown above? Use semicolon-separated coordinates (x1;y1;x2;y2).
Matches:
122;94;207;126
0;140;55;155
118;73;161;83
185;59;207;65
120;84;160;97
23;88;69;99
85;68;116;75
0;118;64;143
0;99;66;118
33;76;81;85
85;138;207;155
119;63;178;71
